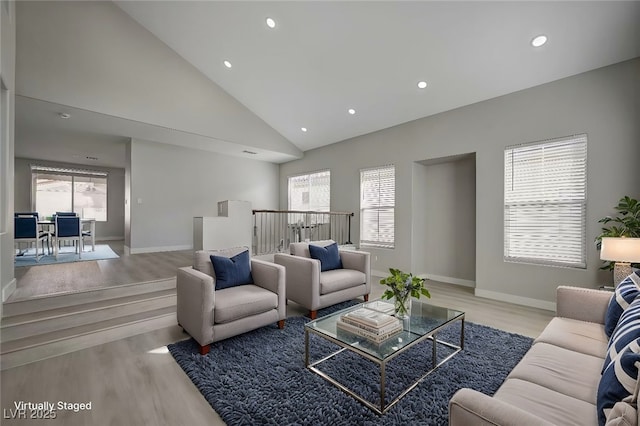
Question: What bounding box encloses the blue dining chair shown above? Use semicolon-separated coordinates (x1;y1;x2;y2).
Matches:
53;216;82;259
15;212;40;219
55;212;78;217
14;216;49;262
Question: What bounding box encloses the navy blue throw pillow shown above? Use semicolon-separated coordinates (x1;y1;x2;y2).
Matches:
605;271;640;337
309;242;343;272
210;250;253;290
597;338;640;426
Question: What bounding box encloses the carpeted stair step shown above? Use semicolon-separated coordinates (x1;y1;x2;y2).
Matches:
2;278;175;317
0;306;176;370
0;289;176;342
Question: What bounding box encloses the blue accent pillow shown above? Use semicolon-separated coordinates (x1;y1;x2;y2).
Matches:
210;250;253;290
604;295;640;370
597;338;640;426
605;271;640;337
309;242;343;272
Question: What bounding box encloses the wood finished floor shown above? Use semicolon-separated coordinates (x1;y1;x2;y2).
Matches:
1;272;555;425
9;241;193;302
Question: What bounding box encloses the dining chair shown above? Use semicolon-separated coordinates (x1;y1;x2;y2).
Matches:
15;212;40;219
53;216;82;259
55;212;78;217
14;216;49;262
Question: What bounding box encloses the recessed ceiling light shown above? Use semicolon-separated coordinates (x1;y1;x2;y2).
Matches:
266;17;276;29
348;108;356;115
301;127;307;132
59;113;71;119
242;150;257;155
417;81;427;89
531;35;548;47
223;60;232;68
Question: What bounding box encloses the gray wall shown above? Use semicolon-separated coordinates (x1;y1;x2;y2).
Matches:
280;58;640;310
412;155;476;285
0;0;16;308
128;139;279;253
16;0;300;159
14;158;125;240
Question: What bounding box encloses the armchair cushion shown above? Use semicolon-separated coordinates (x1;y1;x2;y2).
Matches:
214;285;278;324
309;242;343;272
320;269;367;295
210;250;253;290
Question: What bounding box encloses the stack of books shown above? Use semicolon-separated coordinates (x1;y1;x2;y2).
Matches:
337;307;403;343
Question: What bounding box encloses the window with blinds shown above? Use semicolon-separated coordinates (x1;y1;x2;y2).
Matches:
31;165;109;221
360;165;395;249
504;134;587;268
287;170;330;212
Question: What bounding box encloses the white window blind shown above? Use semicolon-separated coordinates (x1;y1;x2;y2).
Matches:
288;170;330;211
504;134;587;268
360;165;395;248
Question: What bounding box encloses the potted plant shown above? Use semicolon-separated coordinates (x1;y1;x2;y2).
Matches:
595;196;640;270
380;268;431;319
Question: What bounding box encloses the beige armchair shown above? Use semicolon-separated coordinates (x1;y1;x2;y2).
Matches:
274;240;370;319
177;248;286;355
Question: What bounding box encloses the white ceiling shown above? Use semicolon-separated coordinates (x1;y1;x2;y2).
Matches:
115;1;640;152
15;1;640;168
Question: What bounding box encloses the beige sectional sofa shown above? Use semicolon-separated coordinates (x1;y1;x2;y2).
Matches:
449;286;634;426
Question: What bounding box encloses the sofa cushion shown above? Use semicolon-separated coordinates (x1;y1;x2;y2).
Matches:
494;378;597;426
605;272;640;337
309;242;343;272
605;401;638;426
213;284;278;324
210;250;253;290
507;342;603;404
605;296;640;369
320;269;366;295
598;338;640;426
535;317;609;358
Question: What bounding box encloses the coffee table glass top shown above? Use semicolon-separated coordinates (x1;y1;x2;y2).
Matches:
305;299;464;361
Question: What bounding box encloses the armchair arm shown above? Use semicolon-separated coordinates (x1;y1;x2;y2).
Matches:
449;388;554;426
176;267;215;346
556;285;611;324
251;259;286;319
339;250;371;294
274;253;321;310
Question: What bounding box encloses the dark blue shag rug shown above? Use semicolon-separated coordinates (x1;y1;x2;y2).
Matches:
168;301;533;425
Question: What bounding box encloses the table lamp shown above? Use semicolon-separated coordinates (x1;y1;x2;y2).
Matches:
600;237;640;284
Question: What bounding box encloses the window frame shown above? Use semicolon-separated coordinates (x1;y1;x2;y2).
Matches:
360;164;395;249
503;134;588;268
31;165;109;222
287;169;331;212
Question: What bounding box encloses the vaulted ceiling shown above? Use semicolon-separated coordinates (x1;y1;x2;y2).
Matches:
15;1;640;167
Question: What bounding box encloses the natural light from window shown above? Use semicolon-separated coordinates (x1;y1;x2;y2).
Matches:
360;165;395;249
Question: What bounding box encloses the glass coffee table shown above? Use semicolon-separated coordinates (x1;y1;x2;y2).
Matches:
305;299;464;414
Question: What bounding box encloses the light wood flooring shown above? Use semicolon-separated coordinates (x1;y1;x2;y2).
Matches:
1;274;555;425
9;241;193;302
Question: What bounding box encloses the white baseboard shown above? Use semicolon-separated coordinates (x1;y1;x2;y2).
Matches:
96;236;125;242
124;245;131;255
475;288;556;312
422;274;475;288
2;278;17;302
129;245;192;254
371;269;388;278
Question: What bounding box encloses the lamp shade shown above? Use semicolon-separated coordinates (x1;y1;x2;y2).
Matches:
600;237;640;263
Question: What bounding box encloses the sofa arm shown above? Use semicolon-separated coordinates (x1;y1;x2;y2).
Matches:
274;253;321;310
176;267;215;346
556;285;611;324
339;249;371;294
251;259;286;320
449;388;554;426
